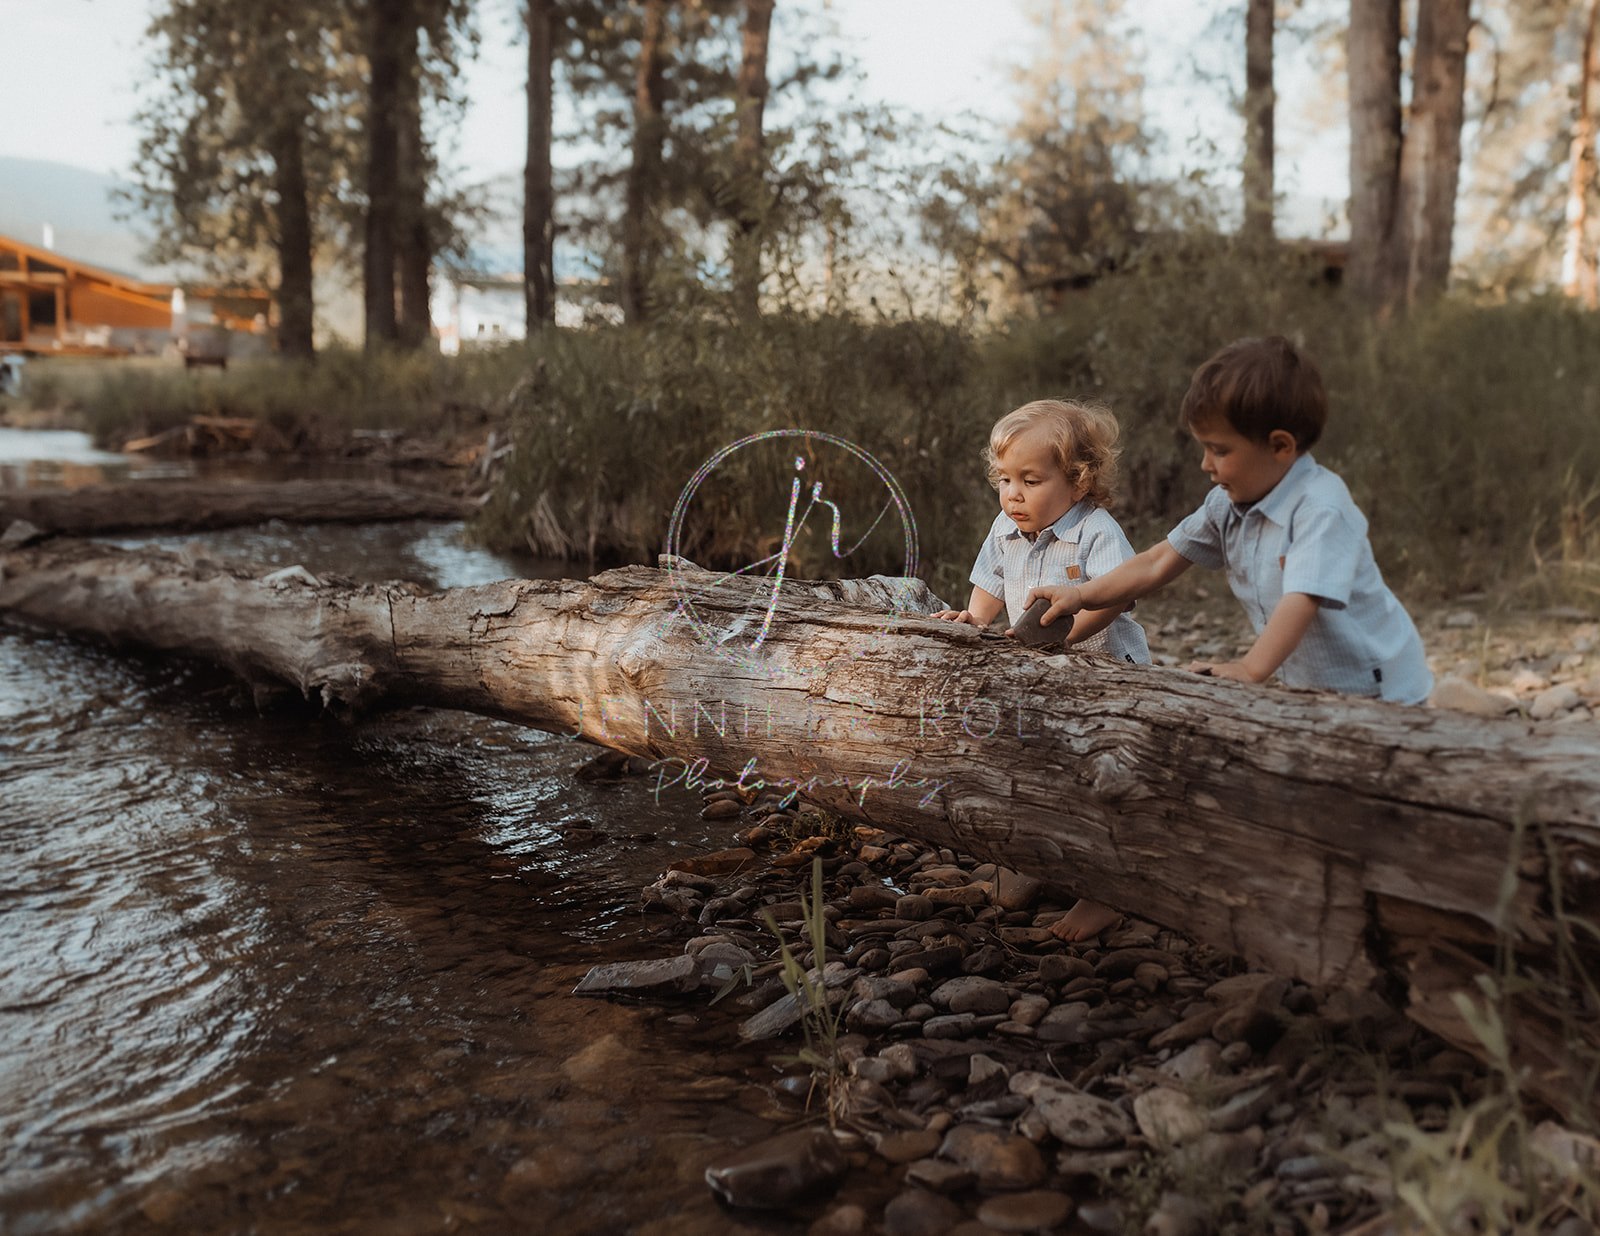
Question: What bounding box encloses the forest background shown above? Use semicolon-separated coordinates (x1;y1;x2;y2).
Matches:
19;0;1600;607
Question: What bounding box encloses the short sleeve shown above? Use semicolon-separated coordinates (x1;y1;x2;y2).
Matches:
1281;504;1361;608
968;523;1006;597
1079;511;1137;581
1167;495;1225;569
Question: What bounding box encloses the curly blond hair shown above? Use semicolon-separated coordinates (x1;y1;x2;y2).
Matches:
984;399;1121;511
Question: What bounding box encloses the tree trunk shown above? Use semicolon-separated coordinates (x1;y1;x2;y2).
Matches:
1243;0;1275;242
1348;0;1472;312
731;0;775;318
2;547;1596;1111
621;0;668;326
0;481;470;537
525;0;556;330
1564;0;1600;308
364;0;410;350
396;34;432;351
270;112;316;360
1347;0;1403;309
1391;0;1472;304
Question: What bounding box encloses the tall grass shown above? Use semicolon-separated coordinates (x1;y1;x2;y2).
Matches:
32;250;1600;603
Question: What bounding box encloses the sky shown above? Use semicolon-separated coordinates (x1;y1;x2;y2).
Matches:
0;0;1346;234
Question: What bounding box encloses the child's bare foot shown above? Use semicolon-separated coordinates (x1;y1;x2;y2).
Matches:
1048;899;1120;942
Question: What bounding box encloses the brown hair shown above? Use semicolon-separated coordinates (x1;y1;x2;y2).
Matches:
985;399;1121;510
1179;335;1327;449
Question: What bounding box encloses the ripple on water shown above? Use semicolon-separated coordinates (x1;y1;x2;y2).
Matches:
0;616;792;1234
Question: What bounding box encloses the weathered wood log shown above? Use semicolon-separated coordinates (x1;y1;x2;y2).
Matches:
2;538;1597;1111
0;479;470;536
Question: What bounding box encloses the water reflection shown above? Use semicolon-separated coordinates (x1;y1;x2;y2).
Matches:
0;431;805;1234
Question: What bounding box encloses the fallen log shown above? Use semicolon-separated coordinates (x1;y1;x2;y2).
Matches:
0;479;471;536
2;538;1596;1111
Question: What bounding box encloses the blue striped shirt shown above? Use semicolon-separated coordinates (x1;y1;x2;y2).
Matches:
1167;453;1432;704
970;501;1151;663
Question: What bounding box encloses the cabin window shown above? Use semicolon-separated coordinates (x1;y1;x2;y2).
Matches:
1;293;21;342
28;291;57;328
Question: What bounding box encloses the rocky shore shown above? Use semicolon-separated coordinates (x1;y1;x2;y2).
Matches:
574;758;1596;1236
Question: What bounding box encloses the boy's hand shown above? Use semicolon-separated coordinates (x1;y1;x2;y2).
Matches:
1187;659;1262;683
932;609;985;626
1017;585;1084;630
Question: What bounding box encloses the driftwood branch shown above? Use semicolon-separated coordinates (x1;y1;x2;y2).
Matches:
2;538;1596;1107
0;480;470;536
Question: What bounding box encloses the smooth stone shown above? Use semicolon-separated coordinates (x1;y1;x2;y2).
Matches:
905;1157;973;1193
938;1124;1047;1191
923;1013;978;1039
1033;1002;1092;1043
1429;675;1512;716
874;1129;943;1164
1205;973;1288;1007
1056;1148;1143;1176
1011;1072;1133;1149
926;884;990;907
850;884;903;911
897;894;935;920
704;1128;847;1209
1132;962;1169;993
892;946;965;975
967;1053;1008;1087
1158;1039;1222;1084
847;999;905;1032
1037;955;1094;983
1531;683;1581;719
572;955;702;996
975;1190;1074;1232
995;868;1044;910
884;1189;964;1236
1133;1087;1207;1145
932;976;1011;1016
852;1056;900;1085
1208;1081;1281;1132
1008;994;1051;1027
700;799;744;820
961;945;1008;976
853;973;919;1008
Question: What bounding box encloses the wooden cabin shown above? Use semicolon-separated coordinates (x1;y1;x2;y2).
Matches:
0;232;272;357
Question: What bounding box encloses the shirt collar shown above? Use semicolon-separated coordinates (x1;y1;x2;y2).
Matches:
1001;498;1095;544
1237;452;1317;525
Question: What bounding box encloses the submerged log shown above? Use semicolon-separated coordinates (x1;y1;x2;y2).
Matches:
0;479;470;536
2;537;1597;1110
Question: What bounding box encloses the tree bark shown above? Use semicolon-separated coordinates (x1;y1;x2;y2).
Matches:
525;0;557;330
1243;0;1275;242
0;481;469;536
1347;0;1403;309
2;546;1596;1109
364;0;410;350
1391;0;1472;304
621;0;669;325
731;0;775;318
270;111;317;360
1564;0;1600;308
1348;0;1472;311
396;33;432;351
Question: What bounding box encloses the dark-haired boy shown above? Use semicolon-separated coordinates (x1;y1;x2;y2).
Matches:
1023;335;1432;706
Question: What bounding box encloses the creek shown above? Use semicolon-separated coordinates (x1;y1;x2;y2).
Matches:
0;432;808;1234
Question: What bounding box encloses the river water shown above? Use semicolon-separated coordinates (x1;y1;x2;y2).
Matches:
0;432;811;1234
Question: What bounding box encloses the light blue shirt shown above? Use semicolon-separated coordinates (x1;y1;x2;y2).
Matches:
970;500;1151;664
1167;453;1432;704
